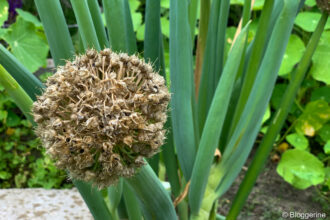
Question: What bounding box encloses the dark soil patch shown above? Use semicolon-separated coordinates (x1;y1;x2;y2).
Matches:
218;150;329;220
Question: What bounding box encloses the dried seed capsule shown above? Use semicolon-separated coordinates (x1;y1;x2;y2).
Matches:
32;49;170;188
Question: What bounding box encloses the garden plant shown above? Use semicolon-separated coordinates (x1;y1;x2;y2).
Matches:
0;0;329;219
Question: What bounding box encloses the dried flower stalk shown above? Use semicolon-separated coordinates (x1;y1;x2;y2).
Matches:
33;49;170;188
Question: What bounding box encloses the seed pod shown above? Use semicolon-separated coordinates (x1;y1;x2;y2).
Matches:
33;49;170;188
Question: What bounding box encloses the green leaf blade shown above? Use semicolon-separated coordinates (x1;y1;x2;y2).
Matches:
215;0;301;199
227;11;329;220
102;0;137;54
144;0;163;74
70;0;101;51
73;180;113;220
123;182;143;220
189;24;249;215
0;65;34;124
34;0;75;66
87;0;110;49
0;44;44;100
126;165;176;220
227;0;276;139
197;0;231;132
170;0;196;180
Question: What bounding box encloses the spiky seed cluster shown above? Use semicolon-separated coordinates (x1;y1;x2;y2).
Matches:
33;49;170;188
316;0;330;13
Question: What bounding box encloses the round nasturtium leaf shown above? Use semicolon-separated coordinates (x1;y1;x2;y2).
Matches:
325;167;330;188
6;110;21;127
161;0;169;9
128;0;142;32
15;9;42;27
161;17;170;38
129;0;140;11
286;133;309;150
318;124;330;142
311;87;330;103
310;31;330;85
295;12;330;32
0;0;8;27
295;100;330;136
262;105;271;124
279;34;305;76
2;17;49;73
0;110;7;121
230;0;265;10
277;149;325;189
131;12;142;32
136;23;145;41
324;141;330;154
305;0;316;7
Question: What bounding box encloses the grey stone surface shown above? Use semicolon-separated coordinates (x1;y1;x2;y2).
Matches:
0;188;93;220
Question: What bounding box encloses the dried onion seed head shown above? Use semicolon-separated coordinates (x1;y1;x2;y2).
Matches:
32;49;170;188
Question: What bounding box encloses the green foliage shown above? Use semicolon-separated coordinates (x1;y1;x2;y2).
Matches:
305;0;316;7
0;89;71;189
38;72;53;83
129;0;143;32
271;83;297;113
279;34;305;76
286;133;309;150
324;141;330;154
27;156;70;189
230;0;265;10
0;6;49;72
295;12;330;32
15;9;42;27
275;86;330;191
3;18;48;72
325;167;330;188
319;124;330;142
134;0;171;42
295;100;330;136
0;0;8;27
310;31;330;84
277;149;325;189
311;86;330;102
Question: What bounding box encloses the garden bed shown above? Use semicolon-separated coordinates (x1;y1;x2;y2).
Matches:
218;149;329;220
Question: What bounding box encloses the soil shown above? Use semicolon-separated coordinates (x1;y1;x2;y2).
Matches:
217;149;329;220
